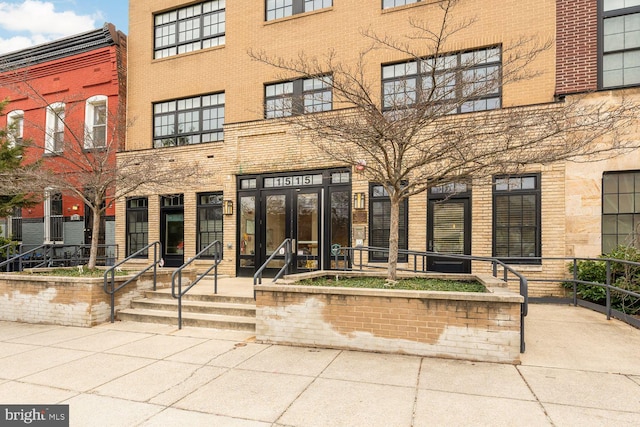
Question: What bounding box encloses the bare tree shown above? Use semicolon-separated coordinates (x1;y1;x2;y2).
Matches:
0;73;199;269
250;0;640;280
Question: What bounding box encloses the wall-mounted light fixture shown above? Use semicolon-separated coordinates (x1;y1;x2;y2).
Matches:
223;200;234;215
353;192;366;210
72;205;79;211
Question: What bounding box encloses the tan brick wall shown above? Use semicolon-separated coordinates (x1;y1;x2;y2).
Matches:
256;284;523;363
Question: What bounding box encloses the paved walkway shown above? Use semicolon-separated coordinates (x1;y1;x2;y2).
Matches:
0;303;639;426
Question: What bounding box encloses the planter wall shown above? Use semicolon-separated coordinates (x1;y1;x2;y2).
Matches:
256;273;524;364
0;269;184;327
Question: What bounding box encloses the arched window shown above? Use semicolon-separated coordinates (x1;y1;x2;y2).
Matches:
85;95;107;149
45;102;65;154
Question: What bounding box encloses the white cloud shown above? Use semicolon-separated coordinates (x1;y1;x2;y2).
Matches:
0;1;101;54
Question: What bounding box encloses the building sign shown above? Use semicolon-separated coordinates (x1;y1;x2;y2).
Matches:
264;174;323;188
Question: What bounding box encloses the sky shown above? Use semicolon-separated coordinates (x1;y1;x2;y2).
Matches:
0;0;128;55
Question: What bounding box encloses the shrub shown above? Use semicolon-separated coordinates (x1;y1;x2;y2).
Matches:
564;246;640;316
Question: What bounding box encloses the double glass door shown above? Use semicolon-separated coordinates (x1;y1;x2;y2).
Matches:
262;189;321;275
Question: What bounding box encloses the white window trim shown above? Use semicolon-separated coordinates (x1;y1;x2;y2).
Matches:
45;102;65;154
84;95;108;149
7;110;24;148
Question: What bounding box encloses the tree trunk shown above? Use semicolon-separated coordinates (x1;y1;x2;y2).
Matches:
87;201;101;270
387;197;400;281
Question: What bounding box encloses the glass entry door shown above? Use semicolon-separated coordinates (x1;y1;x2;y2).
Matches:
427;198;471;273
261;189;321;275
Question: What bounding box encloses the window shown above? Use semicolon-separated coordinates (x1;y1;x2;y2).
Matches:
369;184;408;262
153;93;224;148
154;0;225;59
265;77;332;118
382;47;501;113
45;102;65;154
44;191;63;243
10;207;22;242
602;1;640;88
7;110;24;147
493;175;541;263
197;192;223;257
126;197;148;256
85;96;107;148
602;171;640;252
266;0;332;21
383;0;420;9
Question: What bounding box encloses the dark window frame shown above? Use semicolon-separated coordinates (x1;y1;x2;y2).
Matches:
381;46;502;113
368;183;408;262
197;192;224;258
11;207;22;242
154;0;226;59
602;170;640;253
126;197;149;257
599;1;640;89
265;0;332;21
492;174;541;264
153;92;225;148
264;76;332;118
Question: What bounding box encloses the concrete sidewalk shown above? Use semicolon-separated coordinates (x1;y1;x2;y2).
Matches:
0;304;639;426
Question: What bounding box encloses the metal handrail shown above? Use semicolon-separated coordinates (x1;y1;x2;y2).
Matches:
253;238;293;297
103;241;162;323
171;240;223;329
0;243;118;271
331;245;529;352
0;243;20;271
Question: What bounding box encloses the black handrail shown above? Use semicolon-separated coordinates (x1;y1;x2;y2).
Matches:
171;240;223;329
253;238;293;297
0;243;20;271
332;245;529;352
103;241;162;323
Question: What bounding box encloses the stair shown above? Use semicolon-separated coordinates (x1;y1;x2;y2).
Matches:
117;290;256;331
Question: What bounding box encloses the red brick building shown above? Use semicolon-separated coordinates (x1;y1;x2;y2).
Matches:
0;24;126;256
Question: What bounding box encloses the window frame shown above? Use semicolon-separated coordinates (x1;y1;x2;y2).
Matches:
45;102;65;154
600;1;640;89
381;46;502;113
84;95;108;149
602;170;640;252
10;207;22;242
264;76;332;118
7;110;24;147
44;190;64;244
126;197;149;257
368;183;409;262
197;192;224;258
265;0;332;21
153;92;225;148
492;174;541;264
382;0;420;10
154;0;226;60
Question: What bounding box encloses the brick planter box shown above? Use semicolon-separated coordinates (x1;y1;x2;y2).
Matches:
255;272;524;364
0;269;184;327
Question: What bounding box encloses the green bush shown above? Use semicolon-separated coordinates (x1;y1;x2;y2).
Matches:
564;246;640;316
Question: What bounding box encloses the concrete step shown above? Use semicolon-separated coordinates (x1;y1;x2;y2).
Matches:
130;298;256;317
143;290;255;305
117;308;256;331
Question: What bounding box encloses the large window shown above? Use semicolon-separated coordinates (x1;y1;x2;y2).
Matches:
7;110;24;147
493;175;541;263
602;1;640;88
126;197;148;256
197;192;223;257
369;184;408;262
265;77;332;118
382;47;501;113
602;171;640;252
45;102;65;154
154;93;224;148
154;0;225;59
85;95;107;149
10;207;22;242
266;0;332;21
383;0;420;9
